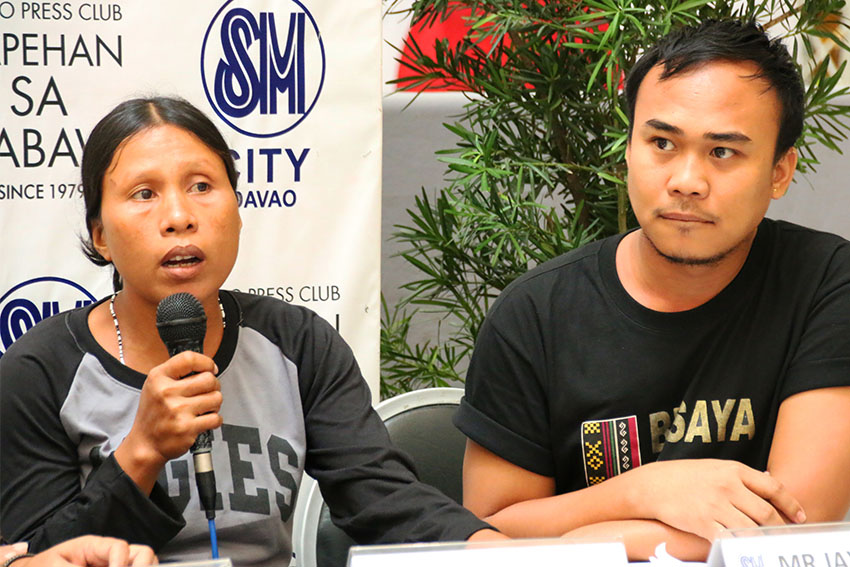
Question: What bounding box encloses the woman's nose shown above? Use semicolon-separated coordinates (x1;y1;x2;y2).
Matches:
160;190;197;234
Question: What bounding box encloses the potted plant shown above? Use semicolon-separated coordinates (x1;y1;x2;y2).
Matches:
381;0;850;397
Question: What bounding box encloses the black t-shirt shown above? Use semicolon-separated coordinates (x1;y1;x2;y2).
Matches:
455;219;850;495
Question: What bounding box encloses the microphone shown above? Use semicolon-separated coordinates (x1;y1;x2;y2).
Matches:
156;292;217;520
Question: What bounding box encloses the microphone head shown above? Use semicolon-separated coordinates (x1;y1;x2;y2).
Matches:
156;292;207;356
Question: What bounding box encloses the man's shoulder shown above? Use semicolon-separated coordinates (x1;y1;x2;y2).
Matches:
764;218;850;267
768;218;848;244
486;235;616;322
499;235;613;298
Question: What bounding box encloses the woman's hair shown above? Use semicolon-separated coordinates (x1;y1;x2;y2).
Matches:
80;96;238;290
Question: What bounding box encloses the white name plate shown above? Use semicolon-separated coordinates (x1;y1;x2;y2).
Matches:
347;537;628;567
138;560;231;567
707;522;850;567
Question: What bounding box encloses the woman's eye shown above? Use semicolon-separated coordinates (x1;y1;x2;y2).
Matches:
132;188;154;200
192;182;210;193
653;138;675;151
711;147;735;159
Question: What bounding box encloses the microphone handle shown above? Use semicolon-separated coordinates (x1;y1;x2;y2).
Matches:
164;337;203;358
193;433;217;520
165;338;213;456
164;337;217;519
192;429;213;453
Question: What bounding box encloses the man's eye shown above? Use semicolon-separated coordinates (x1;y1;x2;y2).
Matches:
132;188;154;200
192;182;210;193
653;138;675;151
711;147;735;159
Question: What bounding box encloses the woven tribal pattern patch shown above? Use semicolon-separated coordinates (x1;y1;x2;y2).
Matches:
581;415;642;486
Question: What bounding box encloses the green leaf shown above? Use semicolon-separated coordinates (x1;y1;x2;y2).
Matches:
671;0;713;13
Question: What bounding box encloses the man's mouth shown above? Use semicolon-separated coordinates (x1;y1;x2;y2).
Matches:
658;211;715;223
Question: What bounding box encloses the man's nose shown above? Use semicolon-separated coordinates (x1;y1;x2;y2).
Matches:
667;153;709;198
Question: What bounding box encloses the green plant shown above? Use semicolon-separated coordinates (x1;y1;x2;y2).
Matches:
380;0;850;397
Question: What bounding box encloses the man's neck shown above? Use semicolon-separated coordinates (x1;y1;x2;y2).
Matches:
615;229;755;312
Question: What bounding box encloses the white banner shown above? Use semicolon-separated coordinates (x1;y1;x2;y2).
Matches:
0;0;382;395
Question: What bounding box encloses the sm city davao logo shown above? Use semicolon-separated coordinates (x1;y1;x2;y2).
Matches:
0;277;96;358
201;0;326;138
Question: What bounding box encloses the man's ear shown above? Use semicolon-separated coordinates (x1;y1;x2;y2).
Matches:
91;221;112;262
771;146;797;200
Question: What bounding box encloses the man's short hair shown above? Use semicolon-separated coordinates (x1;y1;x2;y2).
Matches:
624;19;805;161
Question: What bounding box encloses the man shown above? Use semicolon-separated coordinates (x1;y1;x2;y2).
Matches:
454;19;850;561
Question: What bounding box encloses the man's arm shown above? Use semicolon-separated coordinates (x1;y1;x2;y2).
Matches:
463;391;850;559
463;440;804;559
767;386;850;521
463;440;610;538
548;387;850;560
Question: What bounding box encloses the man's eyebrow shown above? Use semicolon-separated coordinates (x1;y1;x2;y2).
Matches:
704;131;752;143
643;119;683;135
643;119;752;143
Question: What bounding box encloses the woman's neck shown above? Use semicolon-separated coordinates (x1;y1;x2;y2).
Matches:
89;289;225;374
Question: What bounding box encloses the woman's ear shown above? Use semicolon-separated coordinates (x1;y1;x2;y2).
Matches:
91;221;112;262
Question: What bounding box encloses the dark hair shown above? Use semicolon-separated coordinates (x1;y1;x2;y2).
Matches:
624;19;804;161
80;96;238;290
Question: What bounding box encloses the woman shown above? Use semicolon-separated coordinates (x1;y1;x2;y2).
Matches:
0;97;497;566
